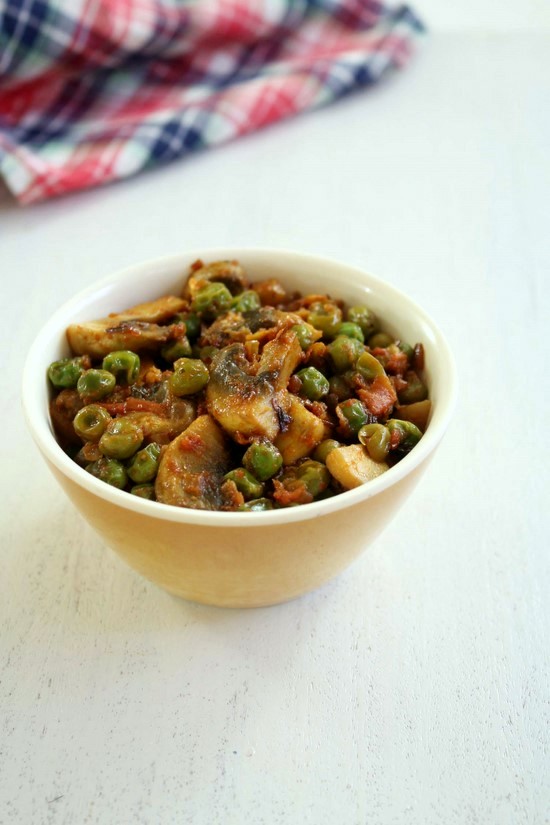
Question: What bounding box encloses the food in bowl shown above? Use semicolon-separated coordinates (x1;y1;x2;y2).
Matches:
46;258;431;512
24;249;456;606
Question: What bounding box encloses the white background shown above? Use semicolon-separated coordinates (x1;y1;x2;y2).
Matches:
1;3;549;824
419;0;550;30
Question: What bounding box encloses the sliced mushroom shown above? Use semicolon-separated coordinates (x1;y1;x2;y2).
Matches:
243;307;302;334
67;296;187;357
250;278;288;306
274;395;326;465
155;415;231;509
326;444;389;490
122;397;197;445
184;260;248;299
198;311;249;349
206;329;302;440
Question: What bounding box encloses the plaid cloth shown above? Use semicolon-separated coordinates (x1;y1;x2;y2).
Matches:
0;1;424;205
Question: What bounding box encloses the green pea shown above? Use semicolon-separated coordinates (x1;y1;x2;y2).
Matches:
178;312;201;339
238;498;273;511
99;418;144;459
86;457;127;489
196;345;219;365
224;468;264;500
397;340;414;361
387;419;423;452
102;351;140;384
277;460;330;502
327;336;364;373
308;302;343;338
358;423;390;462
346;305;378;338
337;399;370;434
334;322;364;342
295;367;329;401
231;290;261;313
170;358;210;396
368;332;394;349
299;460;330;497
252;447;284;482
242;441;283;481
355;351;385;381
313;439;341;463
161;337;192;362
398;372;428;404
130;483;156;500
73;404;112;442
77;369;116;401
191;282;233;319
47;357;87;389
127;442;162;483
290;323;318;351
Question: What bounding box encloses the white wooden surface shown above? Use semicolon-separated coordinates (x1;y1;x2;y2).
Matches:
1;9;549;824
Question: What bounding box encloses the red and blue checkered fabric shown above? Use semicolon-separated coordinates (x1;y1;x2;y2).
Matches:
0;1;424;204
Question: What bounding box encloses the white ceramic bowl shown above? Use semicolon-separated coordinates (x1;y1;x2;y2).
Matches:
23;248;457;607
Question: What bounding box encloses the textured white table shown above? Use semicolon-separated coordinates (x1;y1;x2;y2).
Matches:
1;14;549;825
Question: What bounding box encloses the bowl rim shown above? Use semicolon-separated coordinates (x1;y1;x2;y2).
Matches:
22;247;458;527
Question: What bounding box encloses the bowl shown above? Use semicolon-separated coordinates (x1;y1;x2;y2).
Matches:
22;248;457;608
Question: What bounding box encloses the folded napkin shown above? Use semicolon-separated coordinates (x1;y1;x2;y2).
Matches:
0;0;424;205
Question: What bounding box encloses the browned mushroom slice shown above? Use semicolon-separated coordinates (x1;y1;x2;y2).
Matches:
274;395;327;465
242;307;303;340
184;260;248;299
206;328;302;441
198;311;249;349
123;398;197;445
67;296;187;357
200;307;303;350
250;278;288;306
155;415;231;510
